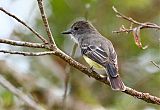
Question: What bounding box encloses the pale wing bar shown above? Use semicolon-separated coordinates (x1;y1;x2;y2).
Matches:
81;44;108;64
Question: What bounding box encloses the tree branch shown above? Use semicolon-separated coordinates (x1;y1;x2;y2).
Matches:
112;6;160;33
0;38;50;49
0;74;45;110
0;7;48;44
1;44;160;105
0;50;55;56
37;0;56;46
54;49;160;105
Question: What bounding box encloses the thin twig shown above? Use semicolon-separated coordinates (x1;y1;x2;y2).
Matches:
0;74;45;110
112;6;142;25
0;50;55;56
150;61;160;70
37;0;56;45
112;6;160;33
0;7;48;44
0;39;50;49
62;43;78;109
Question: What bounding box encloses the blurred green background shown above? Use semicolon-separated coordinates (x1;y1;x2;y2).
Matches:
0;0;160;110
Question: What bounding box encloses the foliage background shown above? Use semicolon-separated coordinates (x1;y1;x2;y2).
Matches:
0;0;160;110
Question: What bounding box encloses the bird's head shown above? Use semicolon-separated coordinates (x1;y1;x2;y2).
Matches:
62;20;96;36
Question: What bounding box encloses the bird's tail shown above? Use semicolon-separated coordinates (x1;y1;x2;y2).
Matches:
108;75;126;91
105;63;126;91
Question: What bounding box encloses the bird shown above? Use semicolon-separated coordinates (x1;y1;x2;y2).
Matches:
62;20;126;91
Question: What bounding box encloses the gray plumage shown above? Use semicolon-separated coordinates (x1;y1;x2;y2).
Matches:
62;20;126;91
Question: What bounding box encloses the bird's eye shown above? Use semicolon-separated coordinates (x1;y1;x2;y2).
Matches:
74;27;79;30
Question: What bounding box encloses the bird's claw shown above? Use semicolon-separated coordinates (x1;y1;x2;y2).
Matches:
88;66;95;73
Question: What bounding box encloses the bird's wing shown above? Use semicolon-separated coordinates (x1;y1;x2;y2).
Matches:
81;43;108;66
81;39;118;78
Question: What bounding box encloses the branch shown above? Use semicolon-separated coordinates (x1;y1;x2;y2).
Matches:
112;6;160;33
0;46;160;104
0;39;49;49
62;43;78;109
0;74;45;110
54;49;160;105
0;50;55;56
0;7;48;44
112;6;160;49
37;0;56;46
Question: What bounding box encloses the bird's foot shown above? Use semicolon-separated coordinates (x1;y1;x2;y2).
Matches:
88;66;95;73
87;66;95;78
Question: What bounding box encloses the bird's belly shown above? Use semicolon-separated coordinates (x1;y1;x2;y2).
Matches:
83;55;104;70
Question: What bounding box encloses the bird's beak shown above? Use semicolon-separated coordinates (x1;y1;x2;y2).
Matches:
61;29;72;34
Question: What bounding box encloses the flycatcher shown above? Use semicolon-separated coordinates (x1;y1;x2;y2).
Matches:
62;20;126;91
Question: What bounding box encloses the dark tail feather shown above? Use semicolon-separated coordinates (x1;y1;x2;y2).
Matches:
106;63;126;91
108;75;126;91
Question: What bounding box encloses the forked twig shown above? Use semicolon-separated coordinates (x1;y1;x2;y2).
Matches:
112;6;160;33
